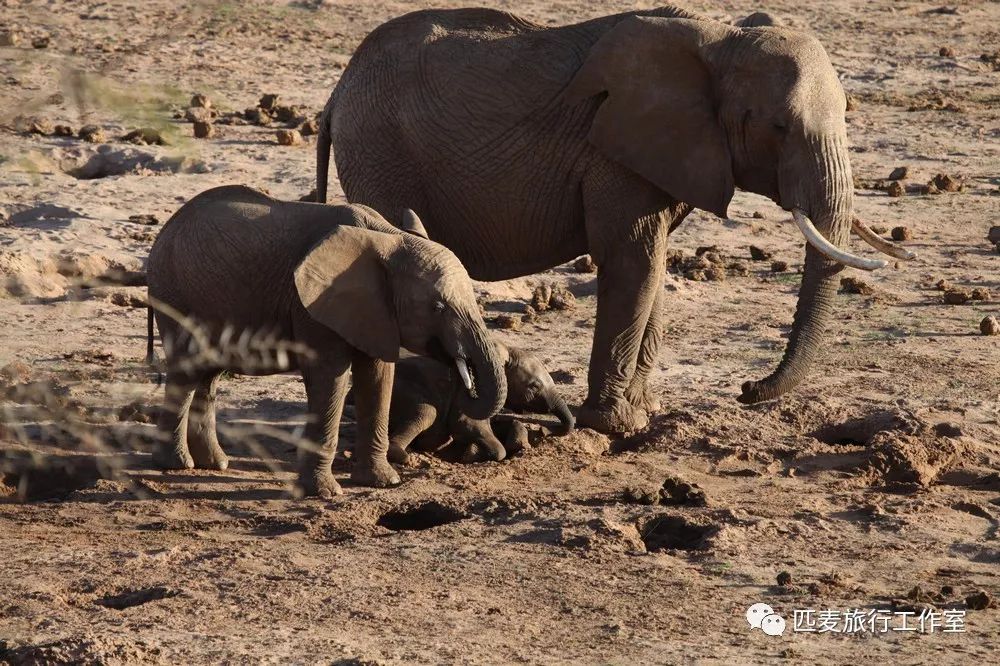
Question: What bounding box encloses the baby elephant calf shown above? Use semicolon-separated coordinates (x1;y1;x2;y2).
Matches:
146;185;506;497
386;342;574;465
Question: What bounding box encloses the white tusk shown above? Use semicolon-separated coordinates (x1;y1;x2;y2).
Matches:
791;209;889;271
455;357;473;392
852;218;917;260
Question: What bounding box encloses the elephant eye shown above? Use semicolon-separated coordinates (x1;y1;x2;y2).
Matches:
433;301;446;313
773;121;789;133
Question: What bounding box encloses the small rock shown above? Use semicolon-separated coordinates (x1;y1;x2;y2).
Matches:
886;181;905;197
190;93;211;109
494;313;520;331
695;245;720;257
52;124;73;136
128;214;159;226
193;121;215;139
24;117;52;135
749;245;772;261
622;485;660;505
933;422;963;438
31;36;49;49
109;292;145;308
184;106;213;123
939;46;956;57
752;211;765;219
299;118;318;136
970;288;991;302
0;31;20;47
846;94;859;112
891;226;912;241
660;475;707;506
244;108;272;126
726;260;750;277
549;286;576;311
931;173;962;192
0;361;32;385
987;226;1000;244
770;260;789;272
840;276;876;295
531;285;553;312
921;181;941;195
574;255;597;273
258;93;280;110
78;125;105;143
934;279;951;291
521;305;538;324
276;129;303;146
274;104;303;123
122;127;166;145
887;166;909;180
943;288;970;305
777;571;793;587
966;590;993;611
981;315;1000;336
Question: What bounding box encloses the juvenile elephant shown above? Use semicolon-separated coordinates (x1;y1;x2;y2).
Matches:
145;185;506;497
385;342;574;465
319;6;912;435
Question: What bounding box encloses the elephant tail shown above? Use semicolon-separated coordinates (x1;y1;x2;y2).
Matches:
145;305;156;367
315;99;333;204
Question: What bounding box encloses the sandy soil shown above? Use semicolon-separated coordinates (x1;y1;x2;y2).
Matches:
1;1;998;663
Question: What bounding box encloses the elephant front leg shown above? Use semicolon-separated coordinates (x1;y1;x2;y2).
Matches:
388;402;439;466
187;373;229;471
349;354;400;488
298;358;351;498
624;282;665;414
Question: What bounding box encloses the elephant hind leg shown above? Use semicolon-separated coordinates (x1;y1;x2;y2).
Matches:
152;373;197;470
187;372;229;471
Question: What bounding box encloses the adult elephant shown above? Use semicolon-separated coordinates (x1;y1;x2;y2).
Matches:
317;6;911;434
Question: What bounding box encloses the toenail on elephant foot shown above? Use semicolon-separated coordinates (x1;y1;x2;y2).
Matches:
190;449;229;471
576;399;648;435
152;445;194;471
462;442;507;464
297;469;343;498
352;460;401;488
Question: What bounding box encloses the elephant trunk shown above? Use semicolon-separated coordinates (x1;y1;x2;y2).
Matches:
455;325;507;421
543;389;575;434
739;136;853;404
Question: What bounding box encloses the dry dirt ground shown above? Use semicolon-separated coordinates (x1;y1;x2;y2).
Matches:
1;0;999;663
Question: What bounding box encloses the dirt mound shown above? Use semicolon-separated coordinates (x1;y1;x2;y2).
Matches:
52;145;209;180
0;635;155;666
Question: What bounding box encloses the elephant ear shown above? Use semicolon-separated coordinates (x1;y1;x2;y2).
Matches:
294;226;401;362
399;209;429;239
565;17;735;218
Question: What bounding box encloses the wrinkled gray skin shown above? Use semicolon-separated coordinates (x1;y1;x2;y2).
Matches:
385;342;574;465
146;185;506;497
320;6;858;434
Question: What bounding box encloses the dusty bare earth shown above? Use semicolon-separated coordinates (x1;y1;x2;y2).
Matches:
1;1;998;663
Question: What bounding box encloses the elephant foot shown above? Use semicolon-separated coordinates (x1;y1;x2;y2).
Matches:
296;468;343;499
577;397;648;435
504;421;530;455
152;443;194;470
189;441;229;471
351;459;401;488
461;441;507;464
387;444;412;467
626;384;661;414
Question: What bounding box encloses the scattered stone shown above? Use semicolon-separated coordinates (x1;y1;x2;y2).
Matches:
726;260;750;277
970;288;991;302
981;315;1000;336
574;255;597;273
274;104;303;123
78;125;105;143
939;46;956;57
981;52;1000;71
31;36;50;49
493;313;521;331
299;118;318;136
664;248;686;272
244;108;272;126
23;117;53;135
190;93;211;109
749;245;772;261
531;285;553;312
660;475;707;506
987;226;1000;244
109;292;145;308
622;485;660;505
122;127;167;146
548;285;575;311
695;245;720;257
840;276;876;295
933;422;963;438
770;260;789;273
942;288;970;305
127;214;159;226
52;124;73;137
521;305;538;324
752;211;765;219
921;181;941;195
931;173;962;192
887;166;909;180
259;93;280;111
845;94;859;112
0;361;31;385
193;121;215;139
886;181;905;197
184;106;212;123
934;279;951;291
891;226;912;241
870;224;889;234
0;31;20;47
275;129;303;146
777;571;793;587
966;590;993;611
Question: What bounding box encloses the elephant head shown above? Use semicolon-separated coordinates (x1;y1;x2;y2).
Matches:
496;343;575;434
294;220;506;419
567;17;912;404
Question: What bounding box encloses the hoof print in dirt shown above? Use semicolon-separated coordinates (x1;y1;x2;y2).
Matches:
376;501;467;532
638;514;717;552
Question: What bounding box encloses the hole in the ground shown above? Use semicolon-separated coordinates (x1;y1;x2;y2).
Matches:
377;501;467;532
811;410;911;447
638;514;716;552
95;586;177;610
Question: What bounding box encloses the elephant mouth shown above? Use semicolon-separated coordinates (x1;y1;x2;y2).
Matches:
426;337;479;399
